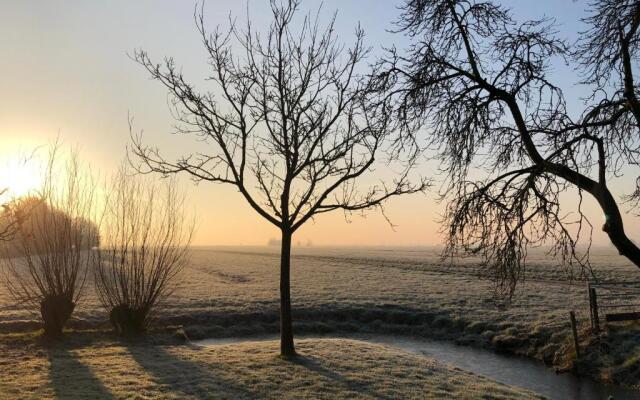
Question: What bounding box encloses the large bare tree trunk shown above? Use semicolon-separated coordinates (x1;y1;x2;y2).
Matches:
598;187;640;267
279;228;296;357
544;157;640;270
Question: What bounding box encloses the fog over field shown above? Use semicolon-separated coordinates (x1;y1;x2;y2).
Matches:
4;246;636;329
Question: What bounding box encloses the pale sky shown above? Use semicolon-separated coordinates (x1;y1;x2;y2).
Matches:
1;0;638;246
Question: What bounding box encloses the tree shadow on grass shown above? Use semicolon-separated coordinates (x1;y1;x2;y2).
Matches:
292;354;395;400
47;346;115;399
125;342;257;399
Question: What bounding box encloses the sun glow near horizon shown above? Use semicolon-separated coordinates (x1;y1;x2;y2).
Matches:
0;156;44;200
0;1;638;248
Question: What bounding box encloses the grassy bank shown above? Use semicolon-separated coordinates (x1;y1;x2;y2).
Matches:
0;334;541;399
1;246;639;388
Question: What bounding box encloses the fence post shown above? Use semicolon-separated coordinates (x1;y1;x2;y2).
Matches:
587;282;594;330
590;287;600;334
570;311;580;357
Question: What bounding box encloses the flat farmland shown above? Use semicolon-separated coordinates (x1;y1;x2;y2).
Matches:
1;246;639;387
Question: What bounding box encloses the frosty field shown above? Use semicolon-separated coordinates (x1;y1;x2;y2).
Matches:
1;334;549;399
1;246;639;395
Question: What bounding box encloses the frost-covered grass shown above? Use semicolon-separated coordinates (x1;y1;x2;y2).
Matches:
0;335;541;399
1;246;639;387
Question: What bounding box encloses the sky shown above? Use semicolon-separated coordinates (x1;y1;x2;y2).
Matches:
0;0;638;247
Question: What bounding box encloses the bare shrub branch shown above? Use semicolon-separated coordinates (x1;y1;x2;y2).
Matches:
0;146;99;337
94;168;193;335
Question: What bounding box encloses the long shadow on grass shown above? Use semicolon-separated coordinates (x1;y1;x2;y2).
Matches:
125;342;256;399
47;346;115;399
292;355;395;400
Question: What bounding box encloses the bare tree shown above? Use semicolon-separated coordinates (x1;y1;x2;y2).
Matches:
130;0;427;356
575;1;640;210
1;147;99;338
94;169;192;335
374;0;640;296
0;192;26;242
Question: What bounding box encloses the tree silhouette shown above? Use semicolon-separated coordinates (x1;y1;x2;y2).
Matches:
130;1;427;356
375;0;640;295
1;148;99;338
95;169;192;335
0;190;24;242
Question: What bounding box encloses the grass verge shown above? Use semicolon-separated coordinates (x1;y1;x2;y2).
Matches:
0;333;542;399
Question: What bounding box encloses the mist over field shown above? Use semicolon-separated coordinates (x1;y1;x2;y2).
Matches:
3;247;640;385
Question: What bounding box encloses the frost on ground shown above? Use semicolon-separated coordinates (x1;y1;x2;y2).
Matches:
0;336;542;399
0;246;639;387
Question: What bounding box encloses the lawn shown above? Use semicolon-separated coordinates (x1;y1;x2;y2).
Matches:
0;335;541;399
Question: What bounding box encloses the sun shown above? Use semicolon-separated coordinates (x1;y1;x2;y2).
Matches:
0;158;43;200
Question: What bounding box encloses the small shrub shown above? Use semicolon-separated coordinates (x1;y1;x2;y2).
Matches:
1;148;99;338
432;314;453;328
95;170;192;335
465;321;488;334
40;294;76;336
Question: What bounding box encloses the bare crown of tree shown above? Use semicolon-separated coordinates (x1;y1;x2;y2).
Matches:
375;0;640;296
130;0;428;234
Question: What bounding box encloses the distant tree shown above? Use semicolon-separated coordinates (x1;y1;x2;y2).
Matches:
374;0;640;295
131;0;427;356
0;193;28;243
94;169;192;335
1;197;99;259
1;148;99;338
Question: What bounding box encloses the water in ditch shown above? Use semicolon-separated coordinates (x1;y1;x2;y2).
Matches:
195;334;638;400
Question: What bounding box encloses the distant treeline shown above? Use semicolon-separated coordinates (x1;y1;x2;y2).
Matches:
0;196;99;258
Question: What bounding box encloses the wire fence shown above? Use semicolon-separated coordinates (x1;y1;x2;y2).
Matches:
588;281;640;331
